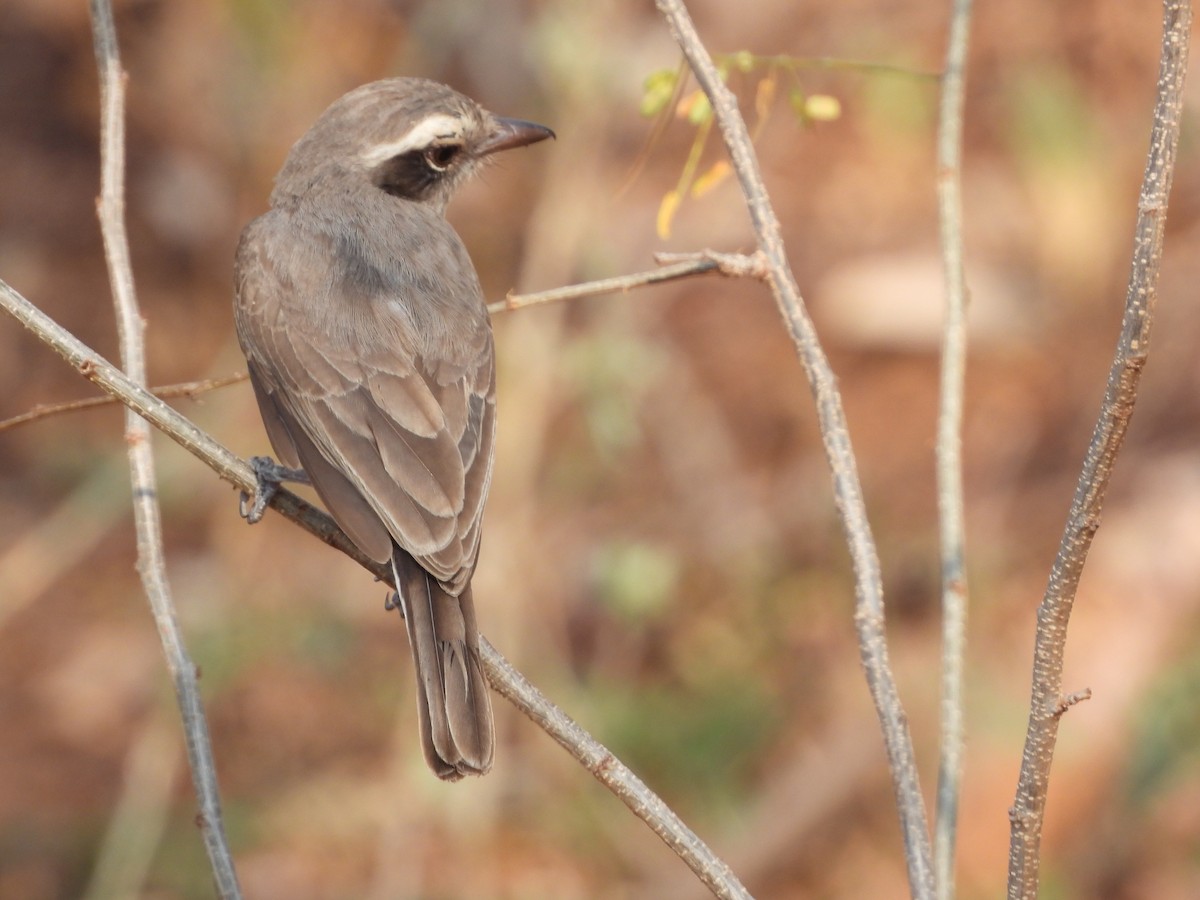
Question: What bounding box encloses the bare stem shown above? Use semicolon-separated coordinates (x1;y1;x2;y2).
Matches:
0;275;750;900
490;257;720;313
0;373;246;432
653;1;934;895
1007;2;1191;897
88;2;240;896
484;648;752;900
933;1;974;897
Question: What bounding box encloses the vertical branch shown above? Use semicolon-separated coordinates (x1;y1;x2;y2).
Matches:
87;2;241;896
933;1;974;897
653;1;935;896
1007;2;1191;897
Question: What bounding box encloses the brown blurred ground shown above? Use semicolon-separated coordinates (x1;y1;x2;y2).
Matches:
2;1;1200;898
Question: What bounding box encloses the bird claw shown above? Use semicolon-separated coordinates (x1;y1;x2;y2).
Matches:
239;455;309;524
384;591;404;615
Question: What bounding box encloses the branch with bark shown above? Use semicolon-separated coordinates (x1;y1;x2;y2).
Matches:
88;0;240;895
1007;3;1192;897
0;267;753;900
655;0;935;895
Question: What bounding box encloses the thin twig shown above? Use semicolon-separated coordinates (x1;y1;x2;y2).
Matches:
1053;688;1092;717
87;2;241;897
933;1;974;897
491;257;720;313
0;373;246;432
1007;3;1191;898
485;650;753;900
655;249;768;279
653;1;935;896
723;53;940;81
0;275;750;900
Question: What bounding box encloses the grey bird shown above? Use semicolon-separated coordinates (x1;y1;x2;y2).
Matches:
233;78;553;780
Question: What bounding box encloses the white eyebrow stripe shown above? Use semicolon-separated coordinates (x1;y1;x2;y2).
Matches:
360;114;463;165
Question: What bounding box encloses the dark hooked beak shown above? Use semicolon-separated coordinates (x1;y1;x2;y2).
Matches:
477;116;556;157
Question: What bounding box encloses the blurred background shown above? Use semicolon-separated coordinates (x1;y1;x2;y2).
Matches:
3;0;1200;897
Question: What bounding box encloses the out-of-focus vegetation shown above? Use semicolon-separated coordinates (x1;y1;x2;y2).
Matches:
2;1;1200;897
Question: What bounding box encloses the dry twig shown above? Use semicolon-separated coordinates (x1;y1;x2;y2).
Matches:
88;1;241;896
0;373;246;432
1007;2;1191;897
653;0;935;896
933;1;974;896
491;256;720;313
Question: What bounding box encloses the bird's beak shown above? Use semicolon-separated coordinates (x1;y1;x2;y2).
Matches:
478;116;556;157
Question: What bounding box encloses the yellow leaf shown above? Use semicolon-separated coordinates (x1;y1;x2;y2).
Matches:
657;190;681;239
691;160;731;197
805;94;842;122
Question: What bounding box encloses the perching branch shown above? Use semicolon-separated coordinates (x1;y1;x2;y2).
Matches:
0;274;751;900
3;259;723;433
1007;2;1191;897
87;1;241;897
933;1;974;897
652;1;935;896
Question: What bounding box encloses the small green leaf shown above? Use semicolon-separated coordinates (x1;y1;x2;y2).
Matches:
683;91;712;126
641;68;678;118
733;51;755;73
788;87;808;121
590;540;680;622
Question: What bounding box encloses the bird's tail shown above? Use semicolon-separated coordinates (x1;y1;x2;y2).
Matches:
391;549;494;780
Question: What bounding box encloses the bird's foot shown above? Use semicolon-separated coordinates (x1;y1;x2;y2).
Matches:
239;455;309;524
384;591;404;617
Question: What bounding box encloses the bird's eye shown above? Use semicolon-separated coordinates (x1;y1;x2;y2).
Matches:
424;144;461;171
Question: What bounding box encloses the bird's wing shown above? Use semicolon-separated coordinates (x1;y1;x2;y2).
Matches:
234;220;495;591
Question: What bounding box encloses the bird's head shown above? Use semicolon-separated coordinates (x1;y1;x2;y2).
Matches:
271;77;554;213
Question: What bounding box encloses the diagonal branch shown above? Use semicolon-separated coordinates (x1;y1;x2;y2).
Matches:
1007;2;1192;897
490;256;720;313
0;275;751;900
653;1;935;896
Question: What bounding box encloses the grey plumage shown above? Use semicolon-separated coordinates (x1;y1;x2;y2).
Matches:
234;78;552;779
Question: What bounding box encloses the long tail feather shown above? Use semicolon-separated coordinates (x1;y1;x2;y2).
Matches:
392;549;494;779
